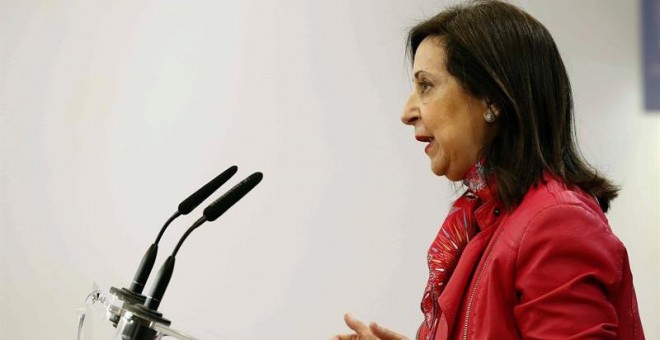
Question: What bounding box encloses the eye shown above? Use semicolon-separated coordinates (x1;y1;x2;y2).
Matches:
417;80;433;94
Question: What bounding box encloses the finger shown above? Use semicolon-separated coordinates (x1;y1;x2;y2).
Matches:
329;335;357;340
344;313;370;334
369;322;408;340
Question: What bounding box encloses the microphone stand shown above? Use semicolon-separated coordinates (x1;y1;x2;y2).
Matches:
106;166;238;327
113;172;263;340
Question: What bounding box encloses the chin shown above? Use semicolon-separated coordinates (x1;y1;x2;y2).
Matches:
431;163;462;181
430;164;449;179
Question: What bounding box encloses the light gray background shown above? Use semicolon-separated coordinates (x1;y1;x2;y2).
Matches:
1;0;658;339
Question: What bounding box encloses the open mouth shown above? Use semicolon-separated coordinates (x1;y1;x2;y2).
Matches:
416;135;434;154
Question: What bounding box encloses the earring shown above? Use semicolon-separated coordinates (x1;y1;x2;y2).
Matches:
484;110;496;123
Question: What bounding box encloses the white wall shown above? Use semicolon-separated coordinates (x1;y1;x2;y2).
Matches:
1;0;657;339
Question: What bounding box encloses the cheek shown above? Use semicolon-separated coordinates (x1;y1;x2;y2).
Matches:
423;108;457;145
421;102;448;133
428;109;486;158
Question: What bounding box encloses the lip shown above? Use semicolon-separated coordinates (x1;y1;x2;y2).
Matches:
424;141;433;154
415;135;434;154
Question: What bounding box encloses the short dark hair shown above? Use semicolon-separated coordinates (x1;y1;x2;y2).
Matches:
407;0;618;212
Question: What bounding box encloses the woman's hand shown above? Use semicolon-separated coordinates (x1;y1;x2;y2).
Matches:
330;313;409;340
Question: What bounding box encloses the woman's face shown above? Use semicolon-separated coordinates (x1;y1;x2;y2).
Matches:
401;36;493;181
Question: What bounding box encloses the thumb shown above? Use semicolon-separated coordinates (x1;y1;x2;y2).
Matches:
369;322;407;340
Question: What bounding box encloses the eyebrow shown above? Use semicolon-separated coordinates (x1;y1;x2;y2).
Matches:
413;70;431;80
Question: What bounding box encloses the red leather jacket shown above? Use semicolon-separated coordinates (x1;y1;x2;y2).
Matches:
417;175;644;340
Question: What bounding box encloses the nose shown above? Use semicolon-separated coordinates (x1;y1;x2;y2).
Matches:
401;94;420;126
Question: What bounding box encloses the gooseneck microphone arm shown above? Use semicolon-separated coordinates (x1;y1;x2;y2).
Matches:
126;165;238;295
171;217;206;258
143;172;263;311
154;212;181;245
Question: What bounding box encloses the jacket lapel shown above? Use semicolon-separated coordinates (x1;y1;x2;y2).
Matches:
436;220;497;339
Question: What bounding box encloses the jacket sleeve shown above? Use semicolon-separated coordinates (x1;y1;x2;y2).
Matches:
513;204;624;339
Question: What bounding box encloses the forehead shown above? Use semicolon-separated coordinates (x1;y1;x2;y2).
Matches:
413;36;447;75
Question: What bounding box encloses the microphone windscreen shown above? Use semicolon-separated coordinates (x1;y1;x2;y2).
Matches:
204;172;263;221
178;165;238;215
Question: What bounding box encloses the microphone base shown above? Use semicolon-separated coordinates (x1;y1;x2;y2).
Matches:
117;304;172;340
108;287;147;327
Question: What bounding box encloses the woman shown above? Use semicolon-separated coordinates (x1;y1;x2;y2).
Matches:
332;1;644;339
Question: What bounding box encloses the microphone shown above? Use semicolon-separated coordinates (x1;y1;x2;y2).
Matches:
118;172;263;340
143;172;263;310
110;166;238;310
128;165;239;294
